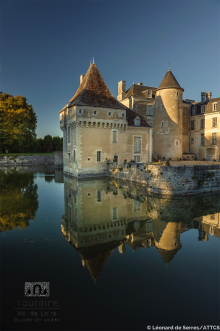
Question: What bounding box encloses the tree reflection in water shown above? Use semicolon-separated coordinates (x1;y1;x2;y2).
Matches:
0;168;39;232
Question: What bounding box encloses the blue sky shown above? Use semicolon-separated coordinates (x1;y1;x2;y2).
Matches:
1;0;220;138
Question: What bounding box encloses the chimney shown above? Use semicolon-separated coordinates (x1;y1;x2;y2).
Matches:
80;75;85;84
117;80;126;101
207;92;212;101
138;82;143;86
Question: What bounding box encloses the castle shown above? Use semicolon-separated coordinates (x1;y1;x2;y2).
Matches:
118;70;220;161
60;62;220;178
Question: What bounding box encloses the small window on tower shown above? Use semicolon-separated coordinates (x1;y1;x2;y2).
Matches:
161;121;164;127
161;104;165;110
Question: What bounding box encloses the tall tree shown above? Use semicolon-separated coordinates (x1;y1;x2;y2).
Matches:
0;93;37;153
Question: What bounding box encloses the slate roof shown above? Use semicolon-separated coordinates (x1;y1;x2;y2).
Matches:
157;69;184;92
125;84;157;98
60;63;151;128
61;63;128;111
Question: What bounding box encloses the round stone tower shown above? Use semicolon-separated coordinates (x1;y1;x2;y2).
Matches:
153;68;184;160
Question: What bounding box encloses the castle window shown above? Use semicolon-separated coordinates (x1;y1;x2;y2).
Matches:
201;105;205;113
213;103;218;111
212;133;217;145
97;190;101;202
201;119;205;129
191;121;195;130
134;137;141;153
161;121;164;127
112;130;118;143
112;207;118;221
161;104;165;110
79;109;82;114
67;127;70;143
134;155;141;162
201;134;205;146
191;138;194;144
176;141;179;146
177;91;178;96
97;151;101;162
134;200;141;212
73;150;76;162
192;107;196;115
108;112;111;116
212;117;217;128
68;153;70;162
134;117;140;126
94;110;97;115
122;113;125;117
147;105;153;116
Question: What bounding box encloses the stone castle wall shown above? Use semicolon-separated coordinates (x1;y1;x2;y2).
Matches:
0;154;55;166
109;163;220;195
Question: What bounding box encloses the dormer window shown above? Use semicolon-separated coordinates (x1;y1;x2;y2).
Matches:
192;107;196;115
213;103;218;111
134;117;140;126
201;105;205;113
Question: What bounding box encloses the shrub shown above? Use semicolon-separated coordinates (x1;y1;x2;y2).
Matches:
165;160;170;166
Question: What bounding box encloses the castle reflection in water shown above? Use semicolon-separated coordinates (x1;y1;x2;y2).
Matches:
60;173;220;280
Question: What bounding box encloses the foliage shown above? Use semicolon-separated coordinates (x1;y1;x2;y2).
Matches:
0;93;37;153
0;169;39;232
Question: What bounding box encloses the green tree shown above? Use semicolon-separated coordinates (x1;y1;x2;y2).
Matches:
0;93;37;153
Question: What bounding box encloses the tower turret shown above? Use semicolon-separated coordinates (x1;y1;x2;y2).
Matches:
153;69;184;159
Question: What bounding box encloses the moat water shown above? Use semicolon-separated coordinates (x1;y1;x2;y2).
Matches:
1;166;220;330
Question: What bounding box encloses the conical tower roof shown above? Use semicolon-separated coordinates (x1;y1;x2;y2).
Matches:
64;63;128;110
156;69;184;92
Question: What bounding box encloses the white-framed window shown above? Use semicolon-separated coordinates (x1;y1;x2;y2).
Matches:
97;151;101;162
201;119;205;129
212;133;217;145
213;103;218;111
161;121;164;127
201;105;205;113
192;107;196;115
147;105;153;116
134;117;140;126
134;155;141;162
212;117;217;128
112;130;118;143
191;138;194;144
112;207;118;221
202;95;206;102
161;104;165;110
67;127;70;143
134;137;141;153
201;133;205;146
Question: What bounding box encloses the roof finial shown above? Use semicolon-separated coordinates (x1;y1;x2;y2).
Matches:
93;57;95;64
90;59;92;65
168;62;170;71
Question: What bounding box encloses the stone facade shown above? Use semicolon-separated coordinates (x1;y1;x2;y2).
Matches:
118;70;219;161
60;63;152;178
189;96;220;161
